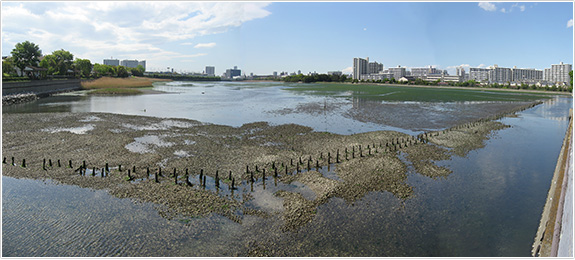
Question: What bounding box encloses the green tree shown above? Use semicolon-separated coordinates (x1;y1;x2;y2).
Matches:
52;49;74;75
570;70;573;88
2;57;16;75
116;65;129;77
74;58;93;78
11;41;42;76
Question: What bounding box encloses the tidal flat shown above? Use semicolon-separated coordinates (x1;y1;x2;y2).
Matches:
2;98;545;256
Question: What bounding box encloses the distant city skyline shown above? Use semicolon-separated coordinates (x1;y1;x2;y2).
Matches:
2;2;573;75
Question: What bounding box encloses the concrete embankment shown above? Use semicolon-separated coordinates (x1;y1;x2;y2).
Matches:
532;109;573;257
2;79;82;97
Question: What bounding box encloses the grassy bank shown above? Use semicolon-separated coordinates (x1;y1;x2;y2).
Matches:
81;77;171;95
285;83;563;102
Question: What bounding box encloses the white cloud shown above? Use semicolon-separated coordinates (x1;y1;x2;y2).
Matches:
568;19;574;28
478;2;497;12
194;43;216;48
447;64;470;69
477;64;487;68
1;2;271;66
341;66;353;74
500;8;506;13
519;5;525;12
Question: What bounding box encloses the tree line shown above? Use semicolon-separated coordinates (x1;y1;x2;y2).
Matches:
2;41;144;80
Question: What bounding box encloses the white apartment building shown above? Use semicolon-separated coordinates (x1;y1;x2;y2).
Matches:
469;68;491;83
511;67;543;83
368;61;383;74
103;59;119;66
490;65;512;84
353;57;368;80
205;66;215;76
388;66;406;79
551;62;572;84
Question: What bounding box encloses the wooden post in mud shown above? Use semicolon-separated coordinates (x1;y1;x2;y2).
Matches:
345;147;348;160
307;160;310;171
49;159;52;167
215;170;220;188
250;171;254;183
43;158;46;169
262;169;266;185
92;167;96;176
246;165;249;175
158;167;162;177
118;164;122;172
83;160;86;170
101;168;105;177
291;159;294;166
255;165;259;172
202;175;206;187
285;166;288;175
296;163;300;173
133;166;136;174
199;169;203;184
299;157;303;165
69;160;73;168
127;169;132;181
336;149;340;163
21;159;26;168
229;171;232;181
2;157;6;164
352;146;355;158
147;167;150;177
174;168;178;185
231;178;235;190
274;167;278;178
58;159;61;167
155;169;159;183
316;159;319;169
272;161;276;170
173;168;177;177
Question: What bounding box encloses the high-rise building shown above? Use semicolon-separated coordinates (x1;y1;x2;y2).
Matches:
551;62;572;84
368;61;383;74
138;60;146;71
544;68;552;81
469;68;491;83
511;67;542;82
121;59;139;68
205;66;215;76
103;59;119;66
353;57;368;80
490;65;512;84
224;66;241;79
388;66;406;79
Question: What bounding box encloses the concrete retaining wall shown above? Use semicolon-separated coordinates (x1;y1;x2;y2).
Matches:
2;79;82;97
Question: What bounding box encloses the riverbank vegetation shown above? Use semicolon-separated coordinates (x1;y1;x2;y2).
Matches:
284;83;561;103
81;76;170;95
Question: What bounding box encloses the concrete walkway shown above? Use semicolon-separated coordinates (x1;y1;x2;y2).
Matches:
557;134;573;257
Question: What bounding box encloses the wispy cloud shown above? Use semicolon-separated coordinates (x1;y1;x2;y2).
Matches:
1;2;271;63
194;43;216;49
568;19;574;28
478;2;497;12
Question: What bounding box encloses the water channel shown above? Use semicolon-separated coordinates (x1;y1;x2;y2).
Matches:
2;82;572;256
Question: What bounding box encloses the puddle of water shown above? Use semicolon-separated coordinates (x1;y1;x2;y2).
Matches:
42;124;95;134
125;135;174;154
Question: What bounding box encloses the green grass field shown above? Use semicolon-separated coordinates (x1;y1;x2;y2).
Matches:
284;83;563;102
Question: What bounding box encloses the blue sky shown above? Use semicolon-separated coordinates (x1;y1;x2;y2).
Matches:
2;1;573;75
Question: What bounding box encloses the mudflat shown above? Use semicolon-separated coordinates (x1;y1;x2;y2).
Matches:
2;100;539;255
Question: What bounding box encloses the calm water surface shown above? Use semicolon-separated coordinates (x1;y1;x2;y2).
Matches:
2;82;572;256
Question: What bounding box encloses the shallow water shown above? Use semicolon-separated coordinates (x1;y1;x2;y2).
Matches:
2;82;572;256
3;81;537;135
